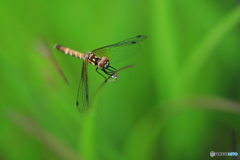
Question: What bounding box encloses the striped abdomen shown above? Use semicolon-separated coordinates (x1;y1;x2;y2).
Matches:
54;44;86;60
54;44;103;67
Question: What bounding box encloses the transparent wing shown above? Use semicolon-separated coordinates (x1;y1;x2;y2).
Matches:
76;60;89;112
92;35;147;63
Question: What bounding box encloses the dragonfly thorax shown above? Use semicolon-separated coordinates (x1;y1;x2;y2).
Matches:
97;57;110;69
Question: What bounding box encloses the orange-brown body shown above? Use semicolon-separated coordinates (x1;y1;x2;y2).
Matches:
54;44;109;69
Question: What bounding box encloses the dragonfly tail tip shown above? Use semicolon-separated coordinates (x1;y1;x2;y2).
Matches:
53;43;59;49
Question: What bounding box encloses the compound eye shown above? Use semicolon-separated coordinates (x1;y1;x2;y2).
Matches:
98;57;110;69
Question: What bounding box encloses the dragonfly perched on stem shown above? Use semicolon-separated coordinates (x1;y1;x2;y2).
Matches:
54;35;148;112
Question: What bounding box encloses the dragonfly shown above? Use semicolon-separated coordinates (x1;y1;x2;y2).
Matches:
54;35;148;112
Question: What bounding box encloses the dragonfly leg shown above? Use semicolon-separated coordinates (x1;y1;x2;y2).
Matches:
108;65;117;70
96;67;107;79
106;69;115;72
103;69;115;75
105;65;117;73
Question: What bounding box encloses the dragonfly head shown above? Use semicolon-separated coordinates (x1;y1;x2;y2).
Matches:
98;57;110;69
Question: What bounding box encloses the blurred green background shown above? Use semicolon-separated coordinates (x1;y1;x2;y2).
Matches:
1;0;240;159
